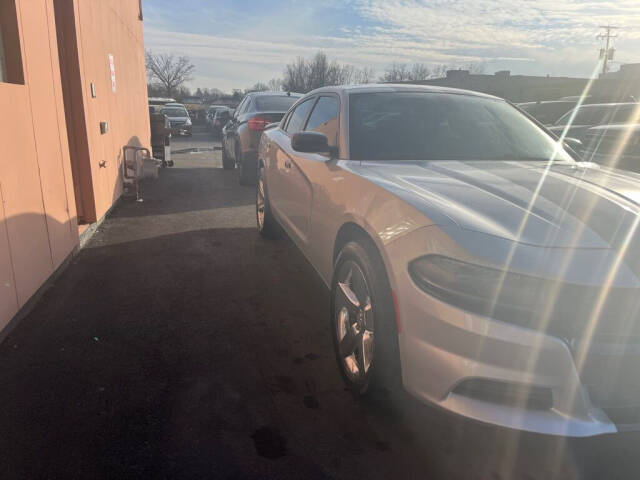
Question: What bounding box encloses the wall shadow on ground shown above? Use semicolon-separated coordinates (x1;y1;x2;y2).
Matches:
0;224;638;478
112;167;254;219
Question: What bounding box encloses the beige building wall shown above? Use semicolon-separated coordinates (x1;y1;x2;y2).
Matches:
0;0;150;332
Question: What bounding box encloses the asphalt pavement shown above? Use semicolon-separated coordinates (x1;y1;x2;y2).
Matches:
0;127;638;479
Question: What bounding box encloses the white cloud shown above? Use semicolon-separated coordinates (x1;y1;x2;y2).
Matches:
144;0;640;91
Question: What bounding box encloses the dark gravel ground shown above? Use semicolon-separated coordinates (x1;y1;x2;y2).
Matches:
0;131;639;479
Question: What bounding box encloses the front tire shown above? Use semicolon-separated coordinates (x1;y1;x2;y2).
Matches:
331;241;401;395
256;167;279;238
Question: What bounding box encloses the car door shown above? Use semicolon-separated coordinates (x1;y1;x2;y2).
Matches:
278;95;340;250
272;97;317;245
224;97;247;158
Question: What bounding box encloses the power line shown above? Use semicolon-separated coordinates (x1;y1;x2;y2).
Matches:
597;25;619;77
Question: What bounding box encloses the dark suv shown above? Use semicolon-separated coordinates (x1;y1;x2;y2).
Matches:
517;100;576;125
548;103;639;142
222;91;302;184
582;124;640;172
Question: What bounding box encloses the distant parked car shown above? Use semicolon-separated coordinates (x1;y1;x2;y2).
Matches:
581;124;640;172
211;107;231;137
148;97;177;106
548;102;639;142
517;101;576;125
205;105;225;125
222;91;302;184
149;111;172;167
559;95;592;103
162;103;192;136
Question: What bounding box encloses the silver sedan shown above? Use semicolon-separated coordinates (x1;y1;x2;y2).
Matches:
256;84;640;437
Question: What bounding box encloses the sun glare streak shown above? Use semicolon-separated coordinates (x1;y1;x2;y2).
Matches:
491;59;605;316
600;103;640;168
573;214;640;374
498;59;606;478
555;60;606;145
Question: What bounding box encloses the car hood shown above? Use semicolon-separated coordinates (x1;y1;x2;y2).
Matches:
356;160;640;249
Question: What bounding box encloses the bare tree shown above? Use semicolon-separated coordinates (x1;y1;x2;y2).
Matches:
410;63;431;81
353;66;376;84
283;56;309;92
282;51;366;93
380;62;411;82
380;62;432;82
467;62;486;74
175;86;192;102
431;64;450;78
145;51;195;97
267;78;283;91
245;82;269;93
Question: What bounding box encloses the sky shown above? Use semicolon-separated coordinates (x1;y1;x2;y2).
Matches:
142;0;640;92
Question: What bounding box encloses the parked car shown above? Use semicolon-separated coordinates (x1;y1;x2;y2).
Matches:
205;105;225;125
581;124;640;172
148;97;177;106
559;95;592;102
222;91;302;183
517;100;576;125
149;110;172;167
257;84;640;437
186;104;207;125
162;103;192;136
211;107;231;137
548;102;639;142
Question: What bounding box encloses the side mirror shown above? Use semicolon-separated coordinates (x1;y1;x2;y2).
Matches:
291;132;329;154
264;122;279;131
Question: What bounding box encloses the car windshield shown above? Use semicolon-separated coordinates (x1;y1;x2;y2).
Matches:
349;92;574;162
162;107;187;117
555;104;639;126
254;95;299;111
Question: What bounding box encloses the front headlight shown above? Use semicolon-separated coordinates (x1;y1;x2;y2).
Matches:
185;117;192;126
409;255;553;325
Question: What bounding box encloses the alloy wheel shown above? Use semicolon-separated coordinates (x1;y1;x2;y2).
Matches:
256;176;265;231
334;261;374;382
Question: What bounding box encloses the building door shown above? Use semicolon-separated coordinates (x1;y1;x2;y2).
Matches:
52;0;96;224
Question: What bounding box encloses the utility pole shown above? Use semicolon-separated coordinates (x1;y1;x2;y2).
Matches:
598;25;618;77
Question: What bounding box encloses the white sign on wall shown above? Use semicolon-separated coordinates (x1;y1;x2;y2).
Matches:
108;54;116;93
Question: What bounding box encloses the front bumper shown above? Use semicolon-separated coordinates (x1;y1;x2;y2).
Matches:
385;230;633;437
170;124;192;136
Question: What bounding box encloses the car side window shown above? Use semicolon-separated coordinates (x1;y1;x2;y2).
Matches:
285;99;315;134
304;96;339;147
613;105;635;123
234;98;247;119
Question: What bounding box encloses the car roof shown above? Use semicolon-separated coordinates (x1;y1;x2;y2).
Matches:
305;83;503;100
517;100;575;106
246;91;303;97
575;102;639;109
588;123;640;132
164;103;186;107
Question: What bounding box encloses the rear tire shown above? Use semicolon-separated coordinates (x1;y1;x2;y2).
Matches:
239;152;258;186
331;241;401;396
256;167;279;238
222;144;234;170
